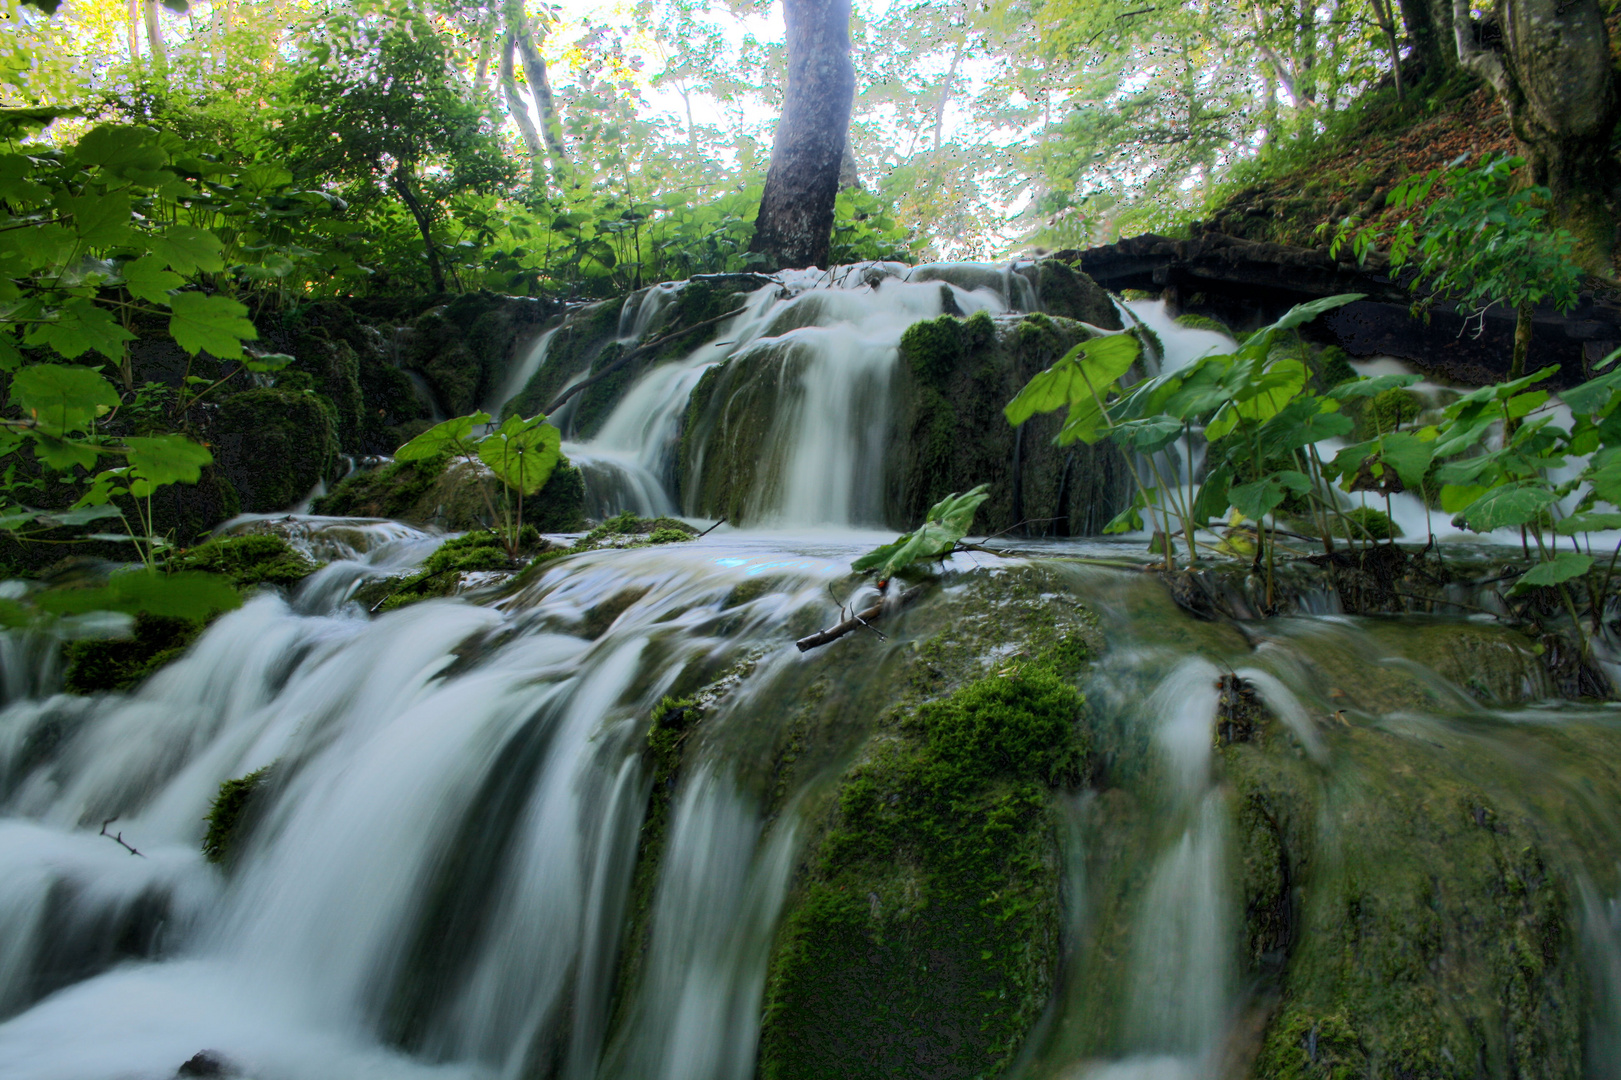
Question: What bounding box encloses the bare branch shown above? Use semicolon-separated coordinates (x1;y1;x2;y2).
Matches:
99;817;143;857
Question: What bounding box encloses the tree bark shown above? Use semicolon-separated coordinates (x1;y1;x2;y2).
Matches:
749;0;856;271
506;0;567;174
1453;0;1619;215
500;36;547;188
1397;0;1456;83
127;0;140;61
389;163;447;293
142;0;166;68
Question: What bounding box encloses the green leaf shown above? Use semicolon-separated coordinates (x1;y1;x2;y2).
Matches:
1555;511;1621;535
125;435;212;487
73;125;165;172
476;416;562;496
121;255;183;304
149;225;225;275
1511;551;1594;592
1228;476;1288;521
396;412;491;460
852;484;990;580
168;292;257;358
243;353;294;373
1377;432;1435;488
1327;373;1421;399
34;568;241;620
61;191;131;246
1005;333;1140;427
10;363;119;434
1454;482;1555;532
26;299;135;362
1439;483;1489;513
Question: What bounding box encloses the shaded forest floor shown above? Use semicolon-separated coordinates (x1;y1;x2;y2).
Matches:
1201;82;1516;250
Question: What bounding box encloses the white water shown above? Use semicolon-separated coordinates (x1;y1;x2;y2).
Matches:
540;265;1027;527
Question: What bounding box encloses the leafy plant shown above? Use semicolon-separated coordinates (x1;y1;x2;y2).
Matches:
1326;155;1585;392
395;410;563;556
853;484;990;582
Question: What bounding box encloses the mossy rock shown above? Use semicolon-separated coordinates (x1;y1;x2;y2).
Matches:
60;536;315;694
365;528;568;612
1174;312;1234;336
580;511;698;548
211;388;338;513
1354;386;1425;439
1035;258;1122;328
202;766;271;864
171;534;318;589
755;570;1101;1080
313;455;587;533
402;292;554;417
504;298;627;425
62;614;203;694
1333;506;1402;541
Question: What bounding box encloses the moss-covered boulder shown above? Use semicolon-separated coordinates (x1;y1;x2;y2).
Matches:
1034;258;1123;328
313;454;587;533
1227;717;1604;1080
210;388;339;513
744;569;1100;1080
203;766;271;864
403;292;555;417
61;536;316;694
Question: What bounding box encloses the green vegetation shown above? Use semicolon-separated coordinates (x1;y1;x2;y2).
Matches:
580;511;698;547
759;581;1094;1080
202;766;272;864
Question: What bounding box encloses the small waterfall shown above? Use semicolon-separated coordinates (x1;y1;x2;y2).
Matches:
530;262;1033;526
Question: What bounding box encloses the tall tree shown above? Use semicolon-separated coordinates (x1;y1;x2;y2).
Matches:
1452;0;1618;251
749;0;856;270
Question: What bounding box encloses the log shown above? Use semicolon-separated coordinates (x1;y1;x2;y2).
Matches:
795;584;925;652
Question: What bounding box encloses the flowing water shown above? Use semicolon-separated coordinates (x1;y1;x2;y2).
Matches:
5;263;1621;1079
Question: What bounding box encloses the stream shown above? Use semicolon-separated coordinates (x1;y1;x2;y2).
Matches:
2;263;1620;1080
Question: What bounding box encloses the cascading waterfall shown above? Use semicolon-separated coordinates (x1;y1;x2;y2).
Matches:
9;263;1621;1080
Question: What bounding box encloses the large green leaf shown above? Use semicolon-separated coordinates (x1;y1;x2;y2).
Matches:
26;298;135;362
10;363;118;435
1511;551;1593;593
476;415;562;496
852;484;990;580
1004;333;1140;427
396;412;490;461
149;225;226;276
121;256;183;304
1454;482;1555;532
1555;511;1621;535
168;293;257;358
126;435;213;487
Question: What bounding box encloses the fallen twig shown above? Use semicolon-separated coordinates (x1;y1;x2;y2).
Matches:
100;817;143;857
796;584;926;652
695;518;726;539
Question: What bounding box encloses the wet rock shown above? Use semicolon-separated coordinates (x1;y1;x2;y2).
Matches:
176;1050;238;1077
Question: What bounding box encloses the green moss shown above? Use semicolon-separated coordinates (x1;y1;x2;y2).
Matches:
581;512;698;547
202;766;270;864
760;664;1086;1080
1175;312;1234;336
504;299;626;422
169;534;318;589
899;315;965;385
1313;345;1359;391
370;528;566;612
1334;506;1402;541
1035;259;1122;328
312;455;587;534
62;614;203;694
1352;387;1424;440
211;387;338;512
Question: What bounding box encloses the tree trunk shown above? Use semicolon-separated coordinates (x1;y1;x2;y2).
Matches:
1453;0;1619;253
389;164;447;294
500;36;547;188
127;0;140;61
749;0;856;271
142;0;166;68
506;0;567;174
1397;0;1456;83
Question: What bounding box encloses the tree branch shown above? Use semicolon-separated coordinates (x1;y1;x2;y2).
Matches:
100;816;143;857
796;583;926;652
